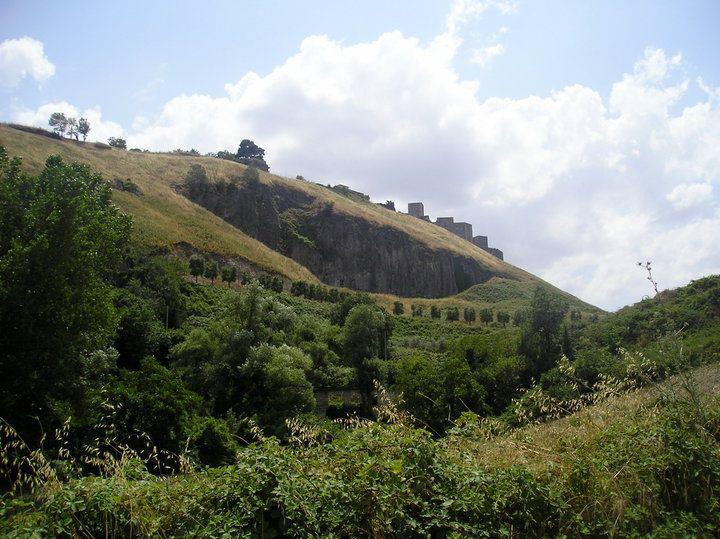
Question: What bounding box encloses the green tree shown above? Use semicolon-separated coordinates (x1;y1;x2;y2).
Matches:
221;265;237;286
393;301;404;315
0;147;131;437
204;260;219;283
241;344;315;433
445;307;460;322
188;255;205;282
108;357;201;456
113;289;165;369
411;304;424;317
344;304;391;412
108;136;127;149
497;311;511;327
184;164;210;198
394;355;488;434
479;308;493;325
330;292;374;325
518;287;567;378
430;305;441;319
66;117;79;140
463;307;476;324
78;117;91;141
291;280;309;297
236;139;269;171
48;112;68;137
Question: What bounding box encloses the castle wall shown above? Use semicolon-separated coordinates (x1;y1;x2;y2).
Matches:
408;202;424;218
452;222;473;242
407;203;504;260
486;247;503;260
472;235;488;249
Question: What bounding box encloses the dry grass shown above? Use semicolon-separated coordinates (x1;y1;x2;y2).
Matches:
446;362;720;475
0;125;318;282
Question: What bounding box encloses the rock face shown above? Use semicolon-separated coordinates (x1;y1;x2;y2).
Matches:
184;179;504;297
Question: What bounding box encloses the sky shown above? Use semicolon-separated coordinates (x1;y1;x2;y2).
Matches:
1;0;719;310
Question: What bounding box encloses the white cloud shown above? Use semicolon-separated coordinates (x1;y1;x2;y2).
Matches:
13;101;123;142
471;43;506;67
666;183;713;209
444;0;517;37
0;37;55;89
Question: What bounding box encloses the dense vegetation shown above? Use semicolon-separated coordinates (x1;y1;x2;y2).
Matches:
1;145;719;536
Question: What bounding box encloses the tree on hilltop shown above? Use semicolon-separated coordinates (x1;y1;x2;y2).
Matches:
108;137;127;150
48;112;68;137
67;117;79;140
236;139;269;171
78;117;91;141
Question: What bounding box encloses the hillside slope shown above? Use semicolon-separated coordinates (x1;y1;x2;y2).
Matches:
0;124;586;302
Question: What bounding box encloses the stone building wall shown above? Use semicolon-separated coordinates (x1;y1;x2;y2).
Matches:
407;203;504;260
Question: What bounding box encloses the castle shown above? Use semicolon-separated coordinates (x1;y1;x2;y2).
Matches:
407;202;504;260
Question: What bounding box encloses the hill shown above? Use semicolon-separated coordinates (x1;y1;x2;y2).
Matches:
0;123;592;309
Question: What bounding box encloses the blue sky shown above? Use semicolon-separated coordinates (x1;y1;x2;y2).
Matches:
1;0;719;309
3;1;719;123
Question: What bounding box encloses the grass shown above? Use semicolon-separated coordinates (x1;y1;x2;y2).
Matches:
447;362;720;474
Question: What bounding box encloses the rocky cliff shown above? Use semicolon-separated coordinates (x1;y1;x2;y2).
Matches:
183;177;514;297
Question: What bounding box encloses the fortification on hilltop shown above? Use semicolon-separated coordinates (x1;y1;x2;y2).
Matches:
406;202;504;260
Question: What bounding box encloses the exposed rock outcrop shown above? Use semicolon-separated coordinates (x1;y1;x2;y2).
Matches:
184;179;509;297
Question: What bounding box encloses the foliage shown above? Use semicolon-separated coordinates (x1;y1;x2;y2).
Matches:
343;304;392;410
4;370;720;537
235;139;269;171
106;357;202;456
0;147;131;439
107;137;127;150
203;260;218;283
183;164;210;198
112;177;141;195
48;112;68;136
394;354;489;434
77;117;90;141
518;286;568;378
188;254;204;282
445;306;459;321
221;264;237;286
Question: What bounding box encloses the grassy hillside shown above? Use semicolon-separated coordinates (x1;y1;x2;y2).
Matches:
375;276;602;319
0;124;318;282
0;124;592;310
